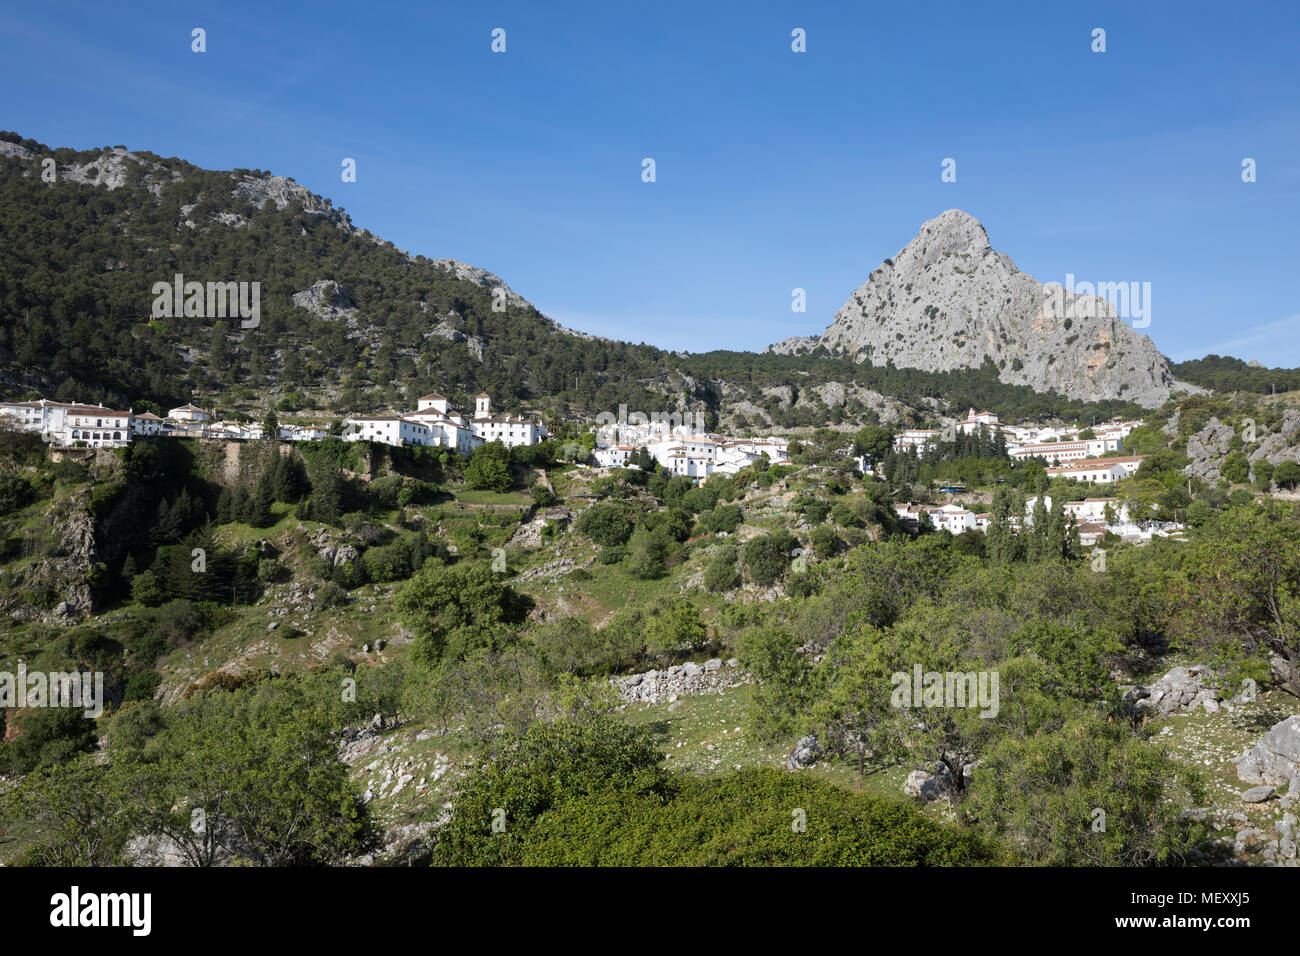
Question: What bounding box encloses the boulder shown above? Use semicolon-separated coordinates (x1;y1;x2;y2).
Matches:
1237;715;1300;787
785;735;821;770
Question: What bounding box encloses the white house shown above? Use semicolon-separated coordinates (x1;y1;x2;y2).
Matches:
468;393;546;448
933;504;977;534
1009;438;1121;463
1064;498;1129;523
168;403;212;423
1046;456;1144;484
594;445;639;468
663;446;715;478
279;424;331;442
955;408;1000;435
0;399;133;447
131;411;164;436
343;416;434;447
894;428;941;451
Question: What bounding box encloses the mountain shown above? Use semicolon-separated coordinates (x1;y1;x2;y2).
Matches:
0;135;1172;428
768;210;1197;408
0;132;674;422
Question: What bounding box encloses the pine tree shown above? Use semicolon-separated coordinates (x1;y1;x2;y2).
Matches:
216;486;234;524
249;479;274;527
233;487;252;523
151;497;182;545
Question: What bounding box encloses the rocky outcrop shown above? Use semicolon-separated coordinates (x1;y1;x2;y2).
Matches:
0;486;100;620
125;819;258;867
1236;715;1300;789
292;280;357;324
1184;418;1234;482
904;760;975;801
308;527;360;568
430;260;531;310
1248;409;1300;468
233;172;352;228
768;209;1198;407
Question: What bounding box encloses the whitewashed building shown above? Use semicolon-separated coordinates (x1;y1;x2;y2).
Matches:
343;416;434;447
1046;456;1145;484
168;403;212;423
594;445;639;468
469;393;546;448
0;399;133;447
131;411;164;436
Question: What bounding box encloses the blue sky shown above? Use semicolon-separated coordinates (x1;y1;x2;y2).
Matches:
3;0;1298;365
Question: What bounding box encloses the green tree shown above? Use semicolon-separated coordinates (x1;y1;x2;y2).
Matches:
576;502;635;546
0;755;139;865
1274;460;1300;490
1220;450;1250;484
130;688;371;866
395;560;533;665
464;442;511;491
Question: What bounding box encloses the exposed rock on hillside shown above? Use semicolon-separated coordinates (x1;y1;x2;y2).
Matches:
1236;715;1300;789
769;209;1198;407
292;280;358;324
1184;418;1235;482
1249;409;1300;467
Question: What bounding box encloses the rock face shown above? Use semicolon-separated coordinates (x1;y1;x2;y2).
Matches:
1249;409;1300;468
768;209;1195;407
430;259;531;310
1184;418;1235;482
292;280;358;324
1237;715;1300;788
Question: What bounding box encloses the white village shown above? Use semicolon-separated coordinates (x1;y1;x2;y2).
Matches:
0;394;1172;544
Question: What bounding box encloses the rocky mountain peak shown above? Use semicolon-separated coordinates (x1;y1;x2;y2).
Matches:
769;209;1199;408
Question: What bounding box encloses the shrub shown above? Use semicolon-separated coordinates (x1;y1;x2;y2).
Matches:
809;523;839;557
703;503;743;534
578;502;636;546
131;570;166;607
1219;451;1250;484
315;581;349;610
598;545;627;565
703;552;740;593
741;530;796;587
124;669;163;702
1274;460;1300;490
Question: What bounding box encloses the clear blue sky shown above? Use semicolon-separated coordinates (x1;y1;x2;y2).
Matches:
3;0;1298;365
